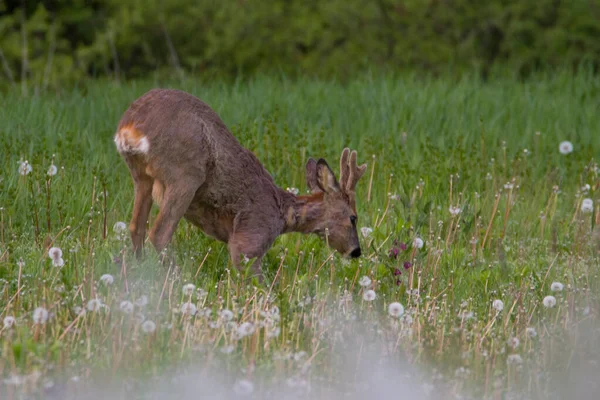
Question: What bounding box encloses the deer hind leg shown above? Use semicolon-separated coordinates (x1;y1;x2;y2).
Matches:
148;179;199;255
125;158;154;259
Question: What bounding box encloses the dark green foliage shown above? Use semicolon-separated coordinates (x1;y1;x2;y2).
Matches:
1;0;599;89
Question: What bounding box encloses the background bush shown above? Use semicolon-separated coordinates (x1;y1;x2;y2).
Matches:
1;0;599;90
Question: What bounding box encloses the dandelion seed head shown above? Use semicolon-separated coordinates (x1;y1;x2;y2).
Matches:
559;141;573;154
550;282;564;292
180;302;197;316
100;274;114;285
413;237;424;249
141;320;156;334
492;299;504;312
449;206;462;216
182;283;196;296
266;326;281;338
363;289;376;302
18;161;32;176
507;354;523;365
508;337;520;349
581;198;594;213
526;327;537;338
237;322;255;338
360;227;373;238
48;247;63;260
119;301;134;314
47;164;57;176
358;276;372;287
3;316;16;328
543;295;557;308
135;295;149;307
32;307;49;324
51;257;64;267
87;298;103;312
113;221;127;234
388;302;405;317
219;309;234;321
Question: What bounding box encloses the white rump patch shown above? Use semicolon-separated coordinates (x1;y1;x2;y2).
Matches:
114;128;150;155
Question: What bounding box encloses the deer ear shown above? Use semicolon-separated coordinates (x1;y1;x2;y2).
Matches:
316;159;340;193
305;158;322;193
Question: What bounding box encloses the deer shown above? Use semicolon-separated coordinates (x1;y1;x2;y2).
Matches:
114;88;367;280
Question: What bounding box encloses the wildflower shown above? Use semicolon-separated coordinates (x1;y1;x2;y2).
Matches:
141;320;156;334
388;302;405;317
219;309;234;321
358;276;372;287
526;327;537;338
363;289;376;301
286;187;299;195
87;298;103;312
3;316;16;328
100;274;114;285
237;322;255;338
449;206;462;216
507;337;520;349
581;198;594;213
550;282;564;292
492;299;504;312
403;261;412;270
543;295;557;308
182;283;196;296
360;227;373;238
47;164;57;176
113;221;127;234
18;161;32;176
413;237;424;249
393;268;402;276
507;354;523;365
119;301;134;314
559;141;573;154
33;307;49;324
180;302;197;316
135;295;149;307
233;379;254;396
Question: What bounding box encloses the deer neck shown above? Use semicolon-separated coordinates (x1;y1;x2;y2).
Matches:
282;192;326;235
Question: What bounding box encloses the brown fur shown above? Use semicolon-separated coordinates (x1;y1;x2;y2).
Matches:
114;89;367;279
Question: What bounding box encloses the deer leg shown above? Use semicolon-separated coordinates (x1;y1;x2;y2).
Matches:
149;182;198;254
126;159;154;259
228;234;266;282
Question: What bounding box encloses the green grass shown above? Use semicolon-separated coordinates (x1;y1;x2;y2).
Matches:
1;71;599;399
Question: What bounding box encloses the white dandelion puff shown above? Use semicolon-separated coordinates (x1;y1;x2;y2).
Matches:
492;299;504;312
233;379;254;396
219;309;234;321
182;283;196;296
388;302;405;317
33;307;49;324
119;301;134;314
180;302;197;316
47;164;57;176
48;247;63;261
358;276;372;287
507;354;523;365
550;282;564;292
141;320;156;334
266;326;281;338
113;221;127;234
100;274;114;285
449;206;462;216
18;161;32;176
413;237;424;249
507;337;520;349
3;316;16;329
237;322;255;338
360;227;373;238
52;257;64;267
526;327;537;338
559;141;573;154
581;198;594;213
87;298;103;312
363;289;376;302
135;295;149;307
543;295;557;308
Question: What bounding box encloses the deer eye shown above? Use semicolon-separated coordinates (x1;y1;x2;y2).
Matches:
350;216;357;225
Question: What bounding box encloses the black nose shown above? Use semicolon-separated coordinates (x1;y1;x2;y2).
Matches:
350;248;361;258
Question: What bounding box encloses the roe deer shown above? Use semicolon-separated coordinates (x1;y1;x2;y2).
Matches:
114;89;367;279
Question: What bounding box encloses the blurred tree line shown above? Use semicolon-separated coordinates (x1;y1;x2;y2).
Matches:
1;0;599;90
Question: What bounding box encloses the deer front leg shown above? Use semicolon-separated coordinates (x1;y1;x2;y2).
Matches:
228;234;266;282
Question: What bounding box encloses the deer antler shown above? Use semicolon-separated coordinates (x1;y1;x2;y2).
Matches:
339;147;367;194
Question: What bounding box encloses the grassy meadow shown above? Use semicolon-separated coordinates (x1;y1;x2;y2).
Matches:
1;71;600;399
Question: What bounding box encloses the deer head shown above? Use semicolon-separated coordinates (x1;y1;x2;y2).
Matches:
303;148;367;258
